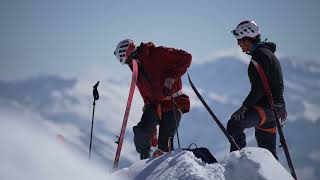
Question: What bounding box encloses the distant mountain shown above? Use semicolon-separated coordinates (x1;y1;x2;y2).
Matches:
0;56;319;179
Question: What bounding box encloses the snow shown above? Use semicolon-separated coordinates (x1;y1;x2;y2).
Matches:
0;107;121;180
115;147;294;180
1;106;294;180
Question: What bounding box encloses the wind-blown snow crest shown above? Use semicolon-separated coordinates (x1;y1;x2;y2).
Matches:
115;147;294;180
0;107;121;180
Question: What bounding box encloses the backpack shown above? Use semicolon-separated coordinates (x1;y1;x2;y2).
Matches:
183;144;217;164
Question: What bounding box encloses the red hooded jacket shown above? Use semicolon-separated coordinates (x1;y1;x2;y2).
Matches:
133;42;191;114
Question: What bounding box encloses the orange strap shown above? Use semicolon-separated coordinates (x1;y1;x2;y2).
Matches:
253;106;277;134
255;126;277;134
253;106;267;126
154;95;182;120
156;104;162;120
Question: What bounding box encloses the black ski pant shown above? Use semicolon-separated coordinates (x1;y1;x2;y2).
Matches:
227;107;278;159
133;104;181;155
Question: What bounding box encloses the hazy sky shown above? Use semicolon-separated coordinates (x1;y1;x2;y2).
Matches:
1;0;319;80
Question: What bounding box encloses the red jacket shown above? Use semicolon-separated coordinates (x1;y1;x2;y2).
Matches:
134;42;192;114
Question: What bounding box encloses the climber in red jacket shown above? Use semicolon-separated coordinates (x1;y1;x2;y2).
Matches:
114;39;192;159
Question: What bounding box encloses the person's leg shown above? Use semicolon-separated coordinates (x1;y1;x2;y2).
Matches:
133;104;159;159
255;128;278;159
227;108;261;152
254;107;278;159
158;108;181;152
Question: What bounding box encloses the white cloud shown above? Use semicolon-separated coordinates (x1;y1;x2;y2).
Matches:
296;167;317;180
308;65;320;73
208;91;238;105
193;48;250;65
284;79;306;93
46;65;144;136
285;101;320;123
208;92;229;104
308;150;320;162
274;51;290;60
183;86;203;109
303;101;320;122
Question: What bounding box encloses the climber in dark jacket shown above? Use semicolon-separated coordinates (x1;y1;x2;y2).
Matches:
227;20;287;159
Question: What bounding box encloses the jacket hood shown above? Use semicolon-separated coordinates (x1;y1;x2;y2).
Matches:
260;42;276;53
249;41;277;55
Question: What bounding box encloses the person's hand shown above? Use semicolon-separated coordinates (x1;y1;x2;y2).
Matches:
231;105;247;121
164;78;175;89
275;104;287;126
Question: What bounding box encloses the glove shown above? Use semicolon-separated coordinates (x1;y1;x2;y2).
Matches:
275;104;287;126
231;105;247;121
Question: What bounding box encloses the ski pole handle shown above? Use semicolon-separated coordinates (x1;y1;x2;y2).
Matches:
93;81;100;101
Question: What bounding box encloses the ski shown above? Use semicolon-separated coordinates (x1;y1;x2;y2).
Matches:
251;59;297;180
113;59;138;171
187;72;240;150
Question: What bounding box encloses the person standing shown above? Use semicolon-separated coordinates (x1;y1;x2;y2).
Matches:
227;21;287;159
114;39;192;159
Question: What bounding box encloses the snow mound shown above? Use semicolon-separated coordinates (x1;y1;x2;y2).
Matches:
115;147;294;180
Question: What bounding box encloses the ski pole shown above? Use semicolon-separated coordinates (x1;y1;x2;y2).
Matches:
171;96;181;149
89;81;100;159
187;72;240;150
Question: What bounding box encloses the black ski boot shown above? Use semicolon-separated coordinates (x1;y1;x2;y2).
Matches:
140;152;150;160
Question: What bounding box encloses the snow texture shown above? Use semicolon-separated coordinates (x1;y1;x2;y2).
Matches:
115;147;294;180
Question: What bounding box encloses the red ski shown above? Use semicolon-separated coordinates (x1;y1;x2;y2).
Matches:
113;59;138;171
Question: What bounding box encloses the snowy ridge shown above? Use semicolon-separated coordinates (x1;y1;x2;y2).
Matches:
115;147;294;180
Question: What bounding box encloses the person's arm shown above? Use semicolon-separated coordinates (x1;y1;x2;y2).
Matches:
161;47;192;79
242;54;270;108
242;66;264;108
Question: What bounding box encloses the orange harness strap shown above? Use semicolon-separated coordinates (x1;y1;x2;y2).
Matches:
156;104;163;120
155;95;182;120
253;106;277;134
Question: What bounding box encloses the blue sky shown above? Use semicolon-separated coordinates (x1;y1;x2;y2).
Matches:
1;0;319;80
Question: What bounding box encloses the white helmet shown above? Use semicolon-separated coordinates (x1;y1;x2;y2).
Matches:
114;39;136;65
231;20;260;39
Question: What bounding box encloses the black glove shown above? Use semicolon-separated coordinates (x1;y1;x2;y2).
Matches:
231;105;247;121
275;104;287;126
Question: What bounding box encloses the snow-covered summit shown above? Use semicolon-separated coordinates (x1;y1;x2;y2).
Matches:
115;147;294;180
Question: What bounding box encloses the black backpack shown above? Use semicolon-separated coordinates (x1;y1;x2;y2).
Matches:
183;144;217;164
